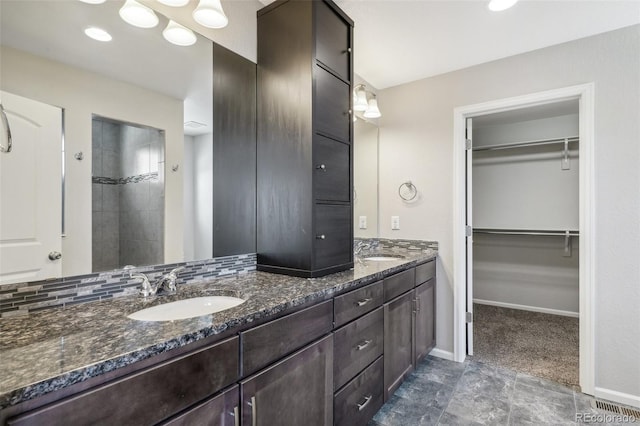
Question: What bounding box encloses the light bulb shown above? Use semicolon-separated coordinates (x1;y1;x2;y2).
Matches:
163;20;197;46
363;98;381;119
119;0;159;29
84;27;112;42
488;0;518;12
193;0;228;29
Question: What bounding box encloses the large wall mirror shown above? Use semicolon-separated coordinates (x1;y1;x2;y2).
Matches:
0;0;214;283
353;118;379;238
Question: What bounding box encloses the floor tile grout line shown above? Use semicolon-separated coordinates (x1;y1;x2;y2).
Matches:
506;372;519;425
435;359;468;425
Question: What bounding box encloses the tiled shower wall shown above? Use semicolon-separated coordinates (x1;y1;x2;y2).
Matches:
92;118;164;272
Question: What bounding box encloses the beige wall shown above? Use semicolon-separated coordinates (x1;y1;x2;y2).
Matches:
378;25;640;400
1;46;184;276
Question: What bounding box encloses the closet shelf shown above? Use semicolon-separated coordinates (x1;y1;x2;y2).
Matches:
472;136;578;152
473;228;579;237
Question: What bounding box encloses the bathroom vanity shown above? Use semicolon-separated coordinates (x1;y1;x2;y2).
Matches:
0;248;436;426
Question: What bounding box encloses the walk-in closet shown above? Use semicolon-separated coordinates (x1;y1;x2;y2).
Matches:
469;100;580;387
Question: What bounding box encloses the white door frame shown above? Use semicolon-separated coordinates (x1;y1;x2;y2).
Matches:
452;83;596;395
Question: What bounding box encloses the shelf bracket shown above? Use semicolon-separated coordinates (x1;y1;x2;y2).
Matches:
561;138;571;170
564;230;572;257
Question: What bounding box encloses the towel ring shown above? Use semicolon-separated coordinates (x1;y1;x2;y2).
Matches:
398;181;417;201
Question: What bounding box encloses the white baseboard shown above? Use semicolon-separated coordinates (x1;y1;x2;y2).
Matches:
473;299;579;318
594;387;640;409
429;348;456;361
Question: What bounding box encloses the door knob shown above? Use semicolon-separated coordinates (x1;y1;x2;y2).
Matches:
48;251;62;261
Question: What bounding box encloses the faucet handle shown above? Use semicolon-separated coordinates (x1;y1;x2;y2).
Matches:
131;273;154;297
169;266;185;276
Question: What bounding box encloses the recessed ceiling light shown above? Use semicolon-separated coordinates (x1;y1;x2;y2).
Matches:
157;0;190;6
119;0;159;29
84;27;112;42
488;0;518;12
163;20;197;46
78;0;107;4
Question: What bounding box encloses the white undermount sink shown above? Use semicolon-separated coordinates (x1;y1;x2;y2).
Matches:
362;255;405;261
127;296;246;321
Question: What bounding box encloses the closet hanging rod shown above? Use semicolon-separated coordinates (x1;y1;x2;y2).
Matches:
472;136;579;152
473;228;579;237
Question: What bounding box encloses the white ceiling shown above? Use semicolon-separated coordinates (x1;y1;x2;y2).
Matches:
333;0;640;89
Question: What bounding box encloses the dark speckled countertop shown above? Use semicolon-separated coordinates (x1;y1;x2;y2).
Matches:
0;247;436;411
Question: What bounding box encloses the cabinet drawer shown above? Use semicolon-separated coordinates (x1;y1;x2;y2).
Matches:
314;204;352;270
415;259;436;286
334;357;384;426
315;0;350;81
313;134;350;202
7;337;239;426
384;268;416;302
334;280;382;328
242;300;333;376
162;385;239;426
314;65;350;142
333;307;383;390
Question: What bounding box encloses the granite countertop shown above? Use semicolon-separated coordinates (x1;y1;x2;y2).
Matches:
0;247;436;410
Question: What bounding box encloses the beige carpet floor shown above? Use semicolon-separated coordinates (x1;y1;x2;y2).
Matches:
471;303;579;388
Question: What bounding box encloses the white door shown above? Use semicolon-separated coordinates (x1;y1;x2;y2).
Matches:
0;91;63;285
465;117;474;355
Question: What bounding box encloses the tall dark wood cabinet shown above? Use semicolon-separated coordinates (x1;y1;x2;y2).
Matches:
212;43;256;257
256;0;354;277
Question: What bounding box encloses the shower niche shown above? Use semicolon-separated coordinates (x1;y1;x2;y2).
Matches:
91;116;165;272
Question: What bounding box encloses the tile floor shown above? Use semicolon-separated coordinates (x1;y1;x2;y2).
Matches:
370;356;631;425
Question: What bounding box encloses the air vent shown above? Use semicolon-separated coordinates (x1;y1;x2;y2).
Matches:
184;121;207;129
591;399;640;418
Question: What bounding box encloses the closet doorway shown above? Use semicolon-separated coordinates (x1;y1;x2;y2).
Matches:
453;84;595;395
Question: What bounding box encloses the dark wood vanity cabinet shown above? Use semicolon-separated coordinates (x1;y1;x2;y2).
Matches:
414;260;437;365
162;385;239;426
256;0;354;278
241;335;334;426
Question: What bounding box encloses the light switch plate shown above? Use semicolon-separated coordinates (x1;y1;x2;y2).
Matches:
391;216;400;230
359;216;367;229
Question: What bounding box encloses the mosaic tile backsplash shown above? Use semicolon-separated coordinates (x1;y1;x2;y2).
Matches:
0;254;256;318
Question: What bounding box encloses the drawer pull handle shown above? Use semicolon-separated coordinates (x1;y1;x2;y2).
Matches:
356;340;372;351
357;395;373;411
316;164;327;171
356;298;372;307
316;234;326;240
248;396;257;426
232;405;240;426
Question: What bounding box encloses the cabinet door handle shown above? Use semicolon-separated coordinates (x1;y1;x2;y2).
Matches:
248;396;257;426
316;234;326;240
356;340;372;351
316;164;327;171
417;297;421;312
232;405;240;426
357;395;373;411
356;298;372;307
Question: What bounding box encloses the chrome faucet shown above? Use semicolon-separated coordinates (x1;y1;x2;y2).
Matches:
130;266;185;297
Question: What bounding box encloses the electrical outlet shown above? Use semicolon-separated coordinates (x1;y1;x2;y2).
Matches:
359;216;367;229
391;216;400;230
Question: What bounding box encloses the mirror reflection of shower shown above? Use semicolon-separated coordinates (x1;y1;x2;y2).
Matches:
91;116;165;272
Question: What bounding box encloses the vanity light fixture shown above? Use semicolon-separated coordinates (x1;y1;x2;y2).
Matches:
163;20;197;46
119;0;159;29
193;0;228;29
488;0;518;11
363;95;382;119
353;84;369;112
84;26;113;42
78;0;107;4
157;0;190;6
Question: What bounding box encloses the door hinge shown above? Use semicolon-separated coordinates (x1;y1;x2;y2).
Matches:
465;139;472;150
465;225;472;237
466;312;473;323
